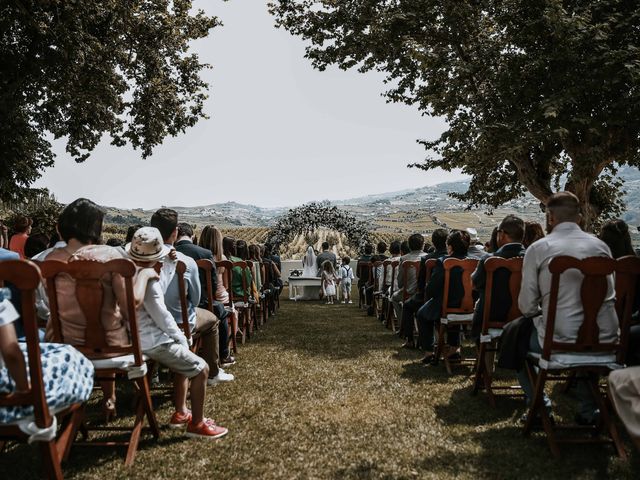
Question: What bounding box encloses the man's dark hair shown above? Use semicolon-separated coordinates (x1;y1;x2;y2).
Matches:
150;208;178;242
499;215;525;242
400;241;410;255
364;244;374;255
431;228;448;251
523;221;545;248
236;240;249;260
447;230;470;256
24;234;49;258
106;237;124;248
342;256;351;265
321;241;330;251
177;222;194;239
408;233;425;252
389;240;401;255
263;242;273;256
546;191;580;222
600;219;635;259
125;224;144;243
376;241;387;254
58;198;105;244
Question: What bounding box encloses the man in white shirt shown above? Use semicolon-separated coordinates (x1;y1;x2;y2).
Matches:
517;191;618;424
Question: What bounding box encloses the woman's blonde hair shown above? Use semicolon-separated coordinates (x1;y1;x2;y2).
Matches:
198;225;224;261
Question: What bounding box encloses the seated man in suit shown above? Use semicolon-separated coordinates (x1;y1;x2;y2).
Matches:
175;223;235;367
400;229;448;348
416;230;472;363
471;215;526;340
517;192;618;424
394;234;427;348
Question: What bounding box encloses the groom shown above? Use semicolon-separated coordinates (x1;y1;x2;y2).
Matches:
316;241;337;276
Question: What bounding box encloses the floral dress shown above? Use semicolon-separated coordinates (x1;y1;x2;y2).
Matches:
0;299;94;424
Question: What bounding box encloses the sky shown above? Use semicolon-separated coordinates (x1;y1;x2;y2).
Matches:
35;1;466;210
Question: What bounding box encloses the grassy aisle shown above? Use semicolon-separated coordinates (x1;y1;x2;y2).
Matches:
3;296;639;479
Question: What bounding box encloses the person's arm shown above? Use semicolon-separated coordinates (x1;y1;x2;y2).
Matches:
208;254;219;295
145;280;188;347
472;258;486;290
271;262;281;278
518;247;541;318
424;260;444;301
397;259;405;289
0;301;29;391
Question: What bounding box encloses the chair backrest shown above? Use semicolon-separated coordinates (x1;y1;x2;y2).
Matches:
544;256;620;357
357;261;372;283
401;260;421;301
613;255;640;362
40;258;143;363
370;261;384;291
215;260;233;308
441;258;478;316
422;258;438;302
387;260;399;298
0;260;52;430
154;260;191;341
196;258;216;312
382;260;392;289
481;257;523;330
261;260;271;289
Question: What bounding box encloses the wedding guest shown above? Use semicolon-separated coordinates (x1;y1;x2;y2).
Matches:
316;241;337;273
485;227;499;254
43;198;129;417
236;240;259;301
599;219;635;259
466;228;489;259
394;234;427;348
471;215;525;340
356;244;374;310
125;227;228;439
262;243;283;307
321;261;338;304
522;221;545;248
125;224;144;244
223;237;254;300
416;230;471;362
339;256;354;304
385;241;402;293
24;233;49;259
175;222;235;368
106;238;124;248
8;215;32;259
151;210;233;385
400;241;410;256
517;192;617;425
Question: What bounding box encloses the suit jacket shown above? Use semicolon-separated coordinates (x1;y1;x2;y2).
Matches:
414;248;448;302
421;254;470;322
316;251;337;274
174;239;226;319
471;242;526;338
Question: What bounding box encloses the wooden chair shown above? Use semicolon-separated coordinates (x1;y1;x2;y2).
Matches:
384;260;399;331
212;260;239;353
154;261;194;348
258;262;270;323
435;258;478;374
246;260;261;330
40;258;159;467
522;256;628;458
0;260;85;479
472;257;524;406
231;260;253;342
422;259;438;301
370;261;385;319
613;255;640;364
400;260;422;338
356;261;372;309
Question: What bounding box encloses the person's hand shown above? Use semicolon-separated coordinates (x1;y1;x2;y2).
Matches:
169;248;177;261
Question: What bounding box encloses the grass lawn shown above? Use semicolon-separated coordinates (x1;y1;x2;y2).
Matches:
2;293;639;479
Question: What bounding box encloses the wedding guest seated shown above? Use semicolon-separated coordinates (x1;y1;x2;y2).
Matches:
608;367;640;452
485;227;499;254
150;210;233;385
262;243;283;303
366;242;389;314
125;227;228;439
394;234;427;348
24;233;49;259
516;192;618;425
42;198;131;417
8;215;32;259
400;229;448;348
356;244;374;311
223;237;254;302
471;215;525;340
466;228;489;259
0;293;94;429
175;223;235;368
125;224;144;244
599;219;640;365
523;221;545;248
236;240;260;301
400;241;410;256
416;230;472;363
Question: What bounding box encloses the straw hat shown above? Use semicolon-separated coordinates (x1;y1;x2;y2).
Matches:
125;227;170;262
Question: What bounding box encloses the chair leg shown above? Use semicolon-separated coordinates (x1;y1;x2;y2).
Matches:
228;316;238;354
58;405;85;462
472;343;486;395
40;440;63;480
434;322;446;366
597;381;627;459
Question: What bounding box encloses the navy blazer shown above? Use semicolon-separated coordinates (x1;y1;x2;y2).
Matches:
471;243;526;338
175;240;218;308
421;254;470;322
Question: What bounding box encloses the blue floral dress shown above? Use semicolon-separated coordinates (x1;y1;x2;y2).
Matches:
0;298;94;424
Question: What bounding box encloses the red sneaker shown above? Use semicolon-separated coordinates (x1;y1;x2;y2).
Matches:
186;418;228;439
168;410;192;429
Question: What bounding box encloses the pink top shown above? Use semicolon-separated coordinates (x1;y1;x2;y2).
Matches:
44;245;130;355
215;254;230;304
9;233;28;259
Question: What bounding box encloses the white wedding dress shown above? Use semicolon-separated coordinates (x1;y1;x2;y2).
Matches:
297;246;320;300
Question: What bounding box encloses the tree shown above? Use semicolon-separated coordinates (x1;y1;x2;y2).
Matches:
269;1;640;228
0;0;220;203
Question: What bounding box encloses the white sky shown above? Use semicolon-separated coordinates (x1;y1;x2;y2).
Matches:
35;1;466;210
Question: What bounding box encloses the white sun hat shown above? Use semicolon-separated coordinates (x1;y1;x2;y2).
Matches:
125;227;171;262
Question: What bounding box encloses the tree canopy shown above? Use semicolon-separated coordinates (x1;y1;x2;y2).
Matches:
0;0;220;203
269;0;640;228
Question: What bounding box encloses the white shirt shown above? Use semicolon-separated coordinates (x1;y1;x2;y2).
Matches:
0;297;20;369
518;222;619;347
137;279;188;352
340;264;354;281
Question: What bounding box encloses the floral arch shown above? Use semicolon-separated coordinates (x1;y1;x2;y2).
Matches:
266;202;371;253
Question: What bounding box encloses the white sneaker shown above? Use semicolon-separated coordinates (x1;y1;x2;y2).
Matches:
207;368;235;386
348;300;353;304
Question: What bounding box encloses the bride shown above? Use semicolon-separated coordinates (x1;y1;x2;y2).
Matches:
297;246;320;300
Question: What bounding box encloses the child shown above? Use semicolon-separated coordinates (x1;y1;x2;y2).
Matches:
321;260;338;304
339;256;354;304
126;227;227;440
